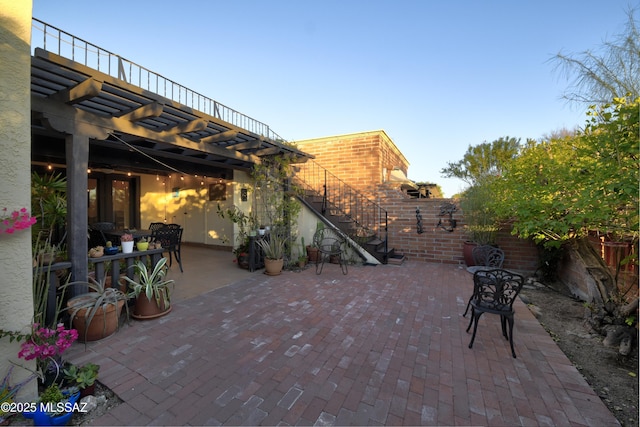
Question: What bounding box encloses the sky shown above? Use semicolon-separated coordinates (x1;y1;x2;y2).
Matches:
32;0;635;197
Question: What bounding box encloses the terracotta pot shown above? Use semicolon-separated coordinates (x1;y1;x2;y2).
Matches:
463;241;477;267
132;290;171;320
237;253;249;269
80;383;96;398
306;246;319;263
67;297;124;342
264;257;283;276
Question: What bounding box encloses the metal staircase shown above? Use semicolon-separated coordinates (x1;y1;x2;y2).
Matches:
293;160;401;264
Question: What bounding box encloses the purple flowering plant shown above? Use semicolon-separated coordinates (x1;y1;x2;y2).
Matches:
0;208;37;234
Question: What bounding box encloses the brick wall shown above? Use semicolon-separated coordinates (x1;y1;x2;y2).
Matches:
295;130;540;273
295;130;410;197
378;183;540;273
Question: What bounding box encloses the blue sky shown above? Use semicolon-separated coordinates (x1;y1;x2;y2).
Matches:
33;0;634;197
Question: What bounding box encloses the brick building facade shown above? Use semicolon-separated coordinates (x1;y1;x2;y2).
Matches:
295;130;541;273
295;130;411;198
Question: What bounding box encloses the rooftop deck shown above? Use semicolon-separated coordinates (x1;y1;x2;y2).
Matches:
65;245;620;426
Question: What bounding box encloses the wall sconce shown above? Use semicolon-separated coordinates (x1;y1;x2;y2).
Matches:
437;202;457;232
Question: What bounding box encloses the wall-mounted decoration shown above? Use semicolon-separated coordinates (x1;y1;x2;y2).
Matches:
437;202;457;232
209;183;226;201
416;207;424;234
241;188;248;202
172;187;180;198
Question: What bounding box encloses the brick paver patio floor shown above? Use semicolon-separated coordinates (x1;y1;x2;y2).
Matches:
66;249;620;426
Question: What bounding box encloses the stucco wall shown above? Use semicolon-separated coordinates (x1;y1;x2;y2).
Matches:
0;0;38;400
139;170;254;250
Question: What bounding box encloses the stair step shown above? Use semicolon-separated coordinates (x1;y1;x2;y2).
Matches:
387;254;406;265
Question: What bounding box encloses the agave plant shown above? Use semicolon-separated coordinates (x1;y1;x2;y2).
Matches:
62;276;129;342
124;257;174;308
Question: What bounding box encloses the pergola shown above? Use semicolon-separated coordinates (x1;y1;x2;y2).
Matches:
30;19;310;286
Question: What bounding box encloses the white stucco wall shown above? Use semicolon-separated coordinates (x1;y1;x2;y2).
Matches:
0;0;38;400
139;170;253;250
138;169;325;258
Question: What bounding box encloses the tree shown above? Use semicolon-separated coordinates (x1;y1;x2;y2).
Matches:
493;97;639;355
549;8;639;105
440;136;521;186
494;97;639;249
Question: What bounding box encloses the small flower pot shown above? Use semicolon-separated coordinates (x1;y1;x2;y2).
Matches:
136;241;149;251
121;241;134;253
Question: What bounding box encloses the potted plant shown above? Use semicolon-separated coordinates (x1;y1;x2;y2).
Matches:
297;237;308;268
63;363;99;398
124;257;174;320
136;237;149;251
63;276;129;342
306;223;323;263
121;233;134;253
256;231;286;275
104;240;119;255
216;204;256;268
297;254;308;268
458;183;499;266
22;383;80;426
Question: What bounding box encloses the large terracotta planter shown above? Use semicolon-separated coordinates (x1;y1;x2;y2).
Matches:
264;257;284;276
67;297;125;342
132;290;171;320
463;241;478;267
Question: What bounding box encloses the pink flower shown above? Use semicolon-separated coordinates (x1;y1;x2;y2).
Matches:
18;324;78;362
0;207;36;234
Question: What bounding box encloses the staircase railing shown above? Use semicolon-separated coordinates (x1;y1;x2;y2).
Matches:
293;160;388;248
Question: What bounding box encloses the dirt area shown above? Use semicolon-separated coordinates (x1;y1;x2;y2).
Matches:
519;281;639;427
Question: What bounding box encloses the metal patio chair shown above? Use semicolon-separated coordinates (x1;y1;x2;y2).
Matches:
313;226;348;275
463;245;505;316
466;268;524;358
153;226;184;272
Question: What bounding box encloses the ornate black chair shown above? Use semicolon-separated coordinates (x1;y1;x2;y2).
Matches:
153;226;184;272
313;227;348;275
89;222;116;246
463;245;505;316
148;222;165;232
472;245;504;268
466;269;524;358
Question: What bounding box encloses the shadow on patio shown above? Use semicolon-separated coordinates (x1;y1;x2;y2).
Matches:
65;245;620;426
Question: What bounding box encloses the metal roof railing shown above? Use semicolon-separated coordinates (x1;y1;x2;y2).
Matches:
31;18;286;142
